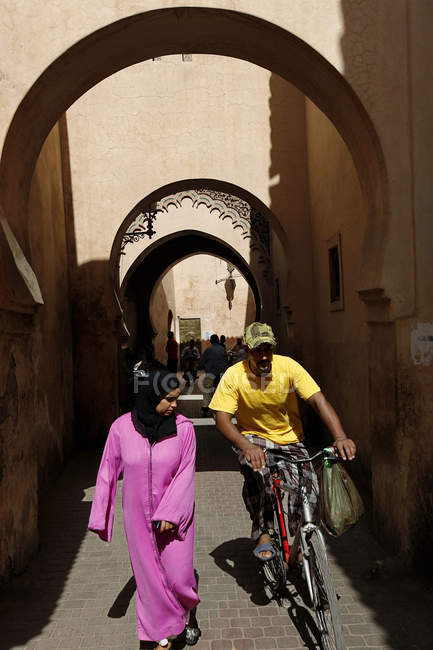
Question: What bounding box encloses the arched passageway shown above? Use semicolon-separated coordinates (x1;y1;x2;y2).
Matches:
121;230;261;345
6;4;422;589
1;7;387;301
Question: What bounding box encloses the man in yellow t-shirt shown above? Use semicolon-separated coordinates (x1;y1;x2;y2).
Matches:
210;322;356;560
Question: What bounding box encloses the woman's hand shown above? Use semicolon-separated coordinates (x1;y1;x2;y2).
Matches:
159;520;175;533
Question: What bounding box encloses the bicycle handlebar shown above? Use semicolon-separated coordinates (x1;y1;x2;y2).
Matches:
265;446;339;466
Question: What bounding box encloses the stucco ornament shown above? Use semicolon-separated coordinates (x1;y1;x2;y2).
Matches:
122;189;271;268
410;322;433;366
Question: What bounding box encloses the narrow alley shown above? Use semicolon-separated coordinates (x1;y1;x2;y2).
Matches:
1;387;431;650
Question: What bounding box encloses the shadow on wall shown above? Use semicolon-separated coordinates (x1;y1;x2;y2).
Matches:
69;258;120;447
268;74;315;368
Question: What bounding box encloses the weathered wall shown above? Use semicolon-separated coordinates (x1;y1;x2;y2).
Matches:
28;123;75;488
0;124;74;579
0;315;37;580
371;2;433;567
403;1;433;573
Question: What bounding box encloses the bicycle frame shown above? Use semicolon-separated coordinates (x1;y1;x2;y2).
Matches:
269;455;325;607
264;447;345;648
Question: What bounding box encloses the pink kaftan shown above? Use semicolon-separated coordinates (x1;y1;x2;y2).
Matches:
88;412;199;641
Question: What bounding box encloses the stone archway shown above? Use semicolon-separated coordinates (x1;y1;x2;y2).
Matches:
109;180;288;354
122;230;262;342
118;187;272;285
110;180;282;312
1;6;387;301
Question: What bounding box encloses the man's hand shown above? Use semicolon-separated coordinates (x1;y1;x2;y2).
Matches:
159;520;175;533
215;412;266;470
242;442;266;471
334;437;356;461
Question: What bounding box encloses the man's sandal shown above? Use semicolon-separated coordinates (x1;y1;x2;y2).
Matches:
253;542;276;561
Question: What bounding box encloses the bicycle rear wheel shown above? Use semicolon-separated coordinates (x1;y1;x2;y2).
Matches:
308;530;345;650
262;533;287;600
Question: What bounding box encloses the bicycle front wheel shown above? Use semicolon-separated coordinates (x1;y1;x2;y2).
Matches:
308;530;345;650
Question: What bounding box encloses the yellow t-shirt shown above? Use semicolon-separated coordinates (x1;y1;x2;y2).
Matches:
209;354;320;444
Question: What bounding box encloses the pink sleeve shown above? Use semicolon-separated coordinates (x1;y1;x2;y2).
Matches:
152;421;196;540
88;423;123;542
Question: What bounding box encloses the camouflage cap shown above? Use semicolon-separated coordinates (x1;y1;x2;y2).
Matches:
244;322;277;349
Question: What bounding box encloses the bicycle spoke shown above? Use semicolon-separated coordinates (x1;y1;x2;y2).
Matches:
308;530;345;650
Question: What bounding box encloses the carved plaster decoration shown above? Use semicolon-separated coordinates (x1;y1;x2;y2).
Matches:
120;208;158;254
120;189;271;272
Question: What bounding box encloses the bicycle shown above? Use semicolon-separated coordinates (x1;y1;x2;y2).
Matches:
259;446;345;650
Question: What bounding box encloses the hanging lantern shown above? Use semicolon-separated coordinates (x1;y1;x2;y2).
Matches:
224;277;236;310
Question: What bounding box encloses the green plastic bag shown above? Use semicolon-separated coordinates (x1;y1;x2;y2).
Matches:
319;457;364;536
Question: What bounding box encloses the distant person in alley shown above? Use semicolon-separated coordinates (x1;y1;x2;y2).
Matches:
228;337;248;365
166;331;179;373
181;338;200;386
198;334;228;415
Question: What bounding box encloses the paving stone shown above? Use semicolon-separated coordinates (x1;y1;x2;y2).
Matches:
242;627;265;639
344;635;366;646
232;639;255;649
275;637;301;648
210;641;232;650
254;638;277;649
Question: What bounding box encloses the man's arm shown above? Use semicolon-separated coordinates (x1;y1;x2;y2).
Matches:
307;392;356;461
215;412;266;471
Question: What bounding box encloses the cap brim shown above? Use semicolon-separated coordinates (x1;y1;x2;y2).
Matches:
248;337;276;349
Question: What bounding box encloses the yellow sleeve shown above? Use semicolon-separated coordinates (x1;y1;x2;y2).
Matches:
209;368;239;414
290;359;320;400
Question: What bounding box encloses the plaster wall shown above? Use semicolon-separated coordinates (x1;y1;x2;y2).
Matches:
68;56;274;271
64;56;276;430
0;124;74;578
268;77;315;370
305;100;370;477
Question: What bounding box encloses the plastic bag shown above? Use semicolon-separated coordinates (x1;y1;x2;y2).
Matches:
319;458;364;536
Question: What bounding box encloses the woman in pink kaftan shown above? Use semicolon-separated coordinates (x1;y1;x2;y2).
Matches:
88;371;199;646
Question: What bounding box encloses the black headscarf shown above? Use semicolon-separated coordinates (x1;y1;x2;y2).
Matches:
132;370;180;444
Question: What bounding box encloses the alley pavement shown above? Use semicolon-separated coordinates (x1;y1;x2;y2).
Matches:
1;391;432;649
